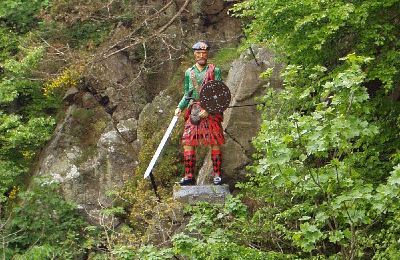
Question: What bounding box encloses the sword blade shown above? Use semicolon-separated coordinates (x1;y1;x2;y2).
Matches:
144;115;179;179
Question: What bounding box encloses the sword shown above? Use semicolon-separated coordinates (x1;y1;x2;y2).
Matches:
144;115;179;179
144;91;193;200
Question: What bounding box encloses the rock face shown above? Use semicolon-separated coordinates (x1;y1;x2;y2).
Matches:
197;46;283;187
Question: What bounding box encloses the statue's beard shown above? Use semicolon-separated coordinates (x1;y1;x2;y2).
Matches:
196;58;207;66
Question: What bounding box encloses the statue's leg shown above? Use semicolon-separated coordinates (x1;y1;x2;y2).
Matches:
180;145;196;185
211;145;222;185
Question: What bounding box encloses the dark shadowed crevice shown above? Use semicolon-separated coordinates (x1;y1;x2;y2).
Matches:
82;80;118;115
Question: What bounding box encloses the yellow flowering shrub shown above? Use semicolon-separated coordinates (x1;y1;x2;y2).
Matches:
8;186;19;200
44;66;83;95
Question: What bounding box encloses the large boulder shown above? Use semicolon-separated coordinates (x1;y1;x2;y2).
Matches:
37;94;139;224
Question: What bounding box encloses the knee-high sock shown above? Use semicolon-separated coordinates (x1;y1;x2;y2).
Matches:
211;150;222;176
184;150;196;178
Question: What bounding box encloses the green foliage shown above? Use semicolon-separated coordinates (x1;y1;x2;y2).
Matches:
0;47;44;104
232;0;400;90
38;0;139;50
241;47;399;259
0;0;50;33
136;245;174;259
210;47;241;75
66;21;112;48
0;115;55;154
0;25;59;215
211;47;240;64
0;114;54;202
0;113;55;203
0;161;24;203
1;178;89;258
0;46;56;205
172;233;289;260
13;245;56;260
135;197;292;259
0;28;19;60
230;0;400;258
39;19;113;50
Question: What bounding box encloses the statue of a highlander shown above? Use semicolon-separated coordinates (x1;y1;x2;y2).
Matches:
175;41;230;186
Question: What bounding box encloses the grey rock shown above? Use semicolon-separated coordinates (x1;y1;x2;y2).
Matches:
116;118;138;143
81;92;98;108
173;184;230;204
84;51;149;121
137;91;174;144
36;104;138;224
63;87;79;103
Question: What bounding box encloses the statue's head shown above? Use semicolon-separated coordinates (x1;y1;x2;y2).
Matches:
192;41;210;66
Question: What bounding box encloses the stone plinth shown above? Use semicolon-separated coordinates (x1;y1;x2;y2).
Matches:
173;185;230;204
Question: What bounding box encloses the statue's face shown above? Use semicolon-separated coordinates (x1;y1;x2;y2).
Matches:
194;50;208;66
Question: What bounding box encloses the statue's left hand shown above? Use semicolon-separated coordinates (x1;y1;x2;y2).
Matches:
199;109;208;118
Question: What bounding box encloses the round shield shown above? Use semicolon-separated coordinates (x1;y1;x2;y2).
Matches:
200;80;231;113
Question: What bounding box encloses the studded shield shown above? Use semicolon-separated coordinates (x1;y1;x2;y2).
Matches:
200;80;231;114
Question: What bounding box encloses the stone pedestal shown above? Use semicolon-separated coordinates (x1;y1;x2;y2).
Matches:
173;184;230;204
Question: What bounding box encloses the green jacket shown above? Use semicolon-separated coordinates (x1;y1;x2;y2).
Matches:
177;64;222;110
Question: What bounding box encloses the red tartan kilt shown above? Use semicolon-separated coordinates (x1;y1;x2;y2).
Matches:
182;107;225;146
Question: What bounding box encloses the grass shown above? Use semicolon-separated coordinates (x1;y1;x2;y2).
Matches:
210;47;241;76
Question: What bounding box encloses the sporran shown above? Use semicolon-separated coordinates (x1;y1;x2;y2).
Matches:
189;103;201;125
